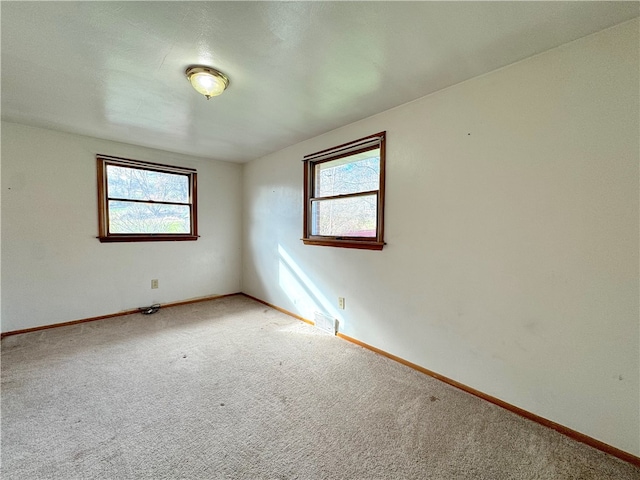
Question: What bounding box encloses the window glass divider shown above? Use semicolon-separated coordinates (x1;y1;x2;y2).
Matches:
310;189;379;202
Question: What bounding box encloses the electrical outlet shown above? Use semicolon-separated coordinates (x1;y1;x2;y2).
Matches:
151;279;159;289
338;297;345;309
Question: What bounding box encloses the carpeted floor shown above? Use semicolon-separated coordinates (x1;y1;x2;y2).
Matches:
1;295;638;479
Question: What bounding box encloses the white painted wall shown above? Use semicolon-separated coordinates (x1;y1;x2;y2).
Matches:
1;122;242;333
242;20;640;455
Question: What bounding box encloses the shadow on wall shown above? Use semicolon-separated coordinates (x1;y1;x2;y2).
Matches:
277;244;344;330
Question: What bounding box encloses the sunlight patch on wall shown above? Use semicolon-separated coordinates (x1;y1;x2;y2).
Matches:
277;244;344;330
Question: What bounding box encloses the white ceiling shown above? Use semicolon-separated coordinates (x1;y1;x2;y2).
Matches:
2;2;638;163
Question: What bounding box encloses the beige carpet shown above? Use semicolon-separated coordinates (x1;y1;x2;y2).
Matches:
1;295;638;479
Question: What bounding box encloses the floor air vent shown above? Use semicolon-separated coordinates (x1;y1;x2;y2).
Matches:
313;312;337;335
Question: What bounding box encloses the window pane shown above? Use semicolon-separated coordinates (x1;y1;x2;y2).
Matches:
107;165;189;203
108;200;190;234
311;194;377;237
314;148;380;198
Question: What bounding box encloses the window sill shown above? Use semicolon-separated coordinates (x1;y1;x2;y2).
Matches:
98;235;198;243
302;237;385;250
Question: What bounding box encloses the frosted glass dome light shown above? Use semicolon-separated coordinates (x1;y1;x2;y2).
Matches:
185;66;229;100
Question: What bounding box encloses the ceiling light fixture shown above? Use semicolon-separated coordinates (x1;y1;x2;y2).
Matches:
185;66;229;100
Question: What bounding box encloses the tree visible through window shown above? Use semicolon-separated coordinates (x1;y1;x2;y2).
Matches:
97;155;198;242
302;132;386;250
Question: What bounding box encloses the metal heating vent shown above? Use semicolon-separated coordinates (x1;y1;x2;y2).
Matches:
313;311;337;335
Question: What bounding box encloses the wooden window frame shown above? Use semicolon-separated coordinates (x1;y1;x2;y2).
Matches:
302;132;386;250
97;155;198;243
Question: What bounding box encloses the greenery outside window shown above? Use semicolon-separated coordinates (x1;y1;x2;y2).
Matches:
302;132;386;250
97;155;198;242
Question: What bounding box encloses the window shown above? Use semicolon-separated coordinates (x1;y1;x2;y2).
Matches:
302;132;386;250
97;155;198;242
